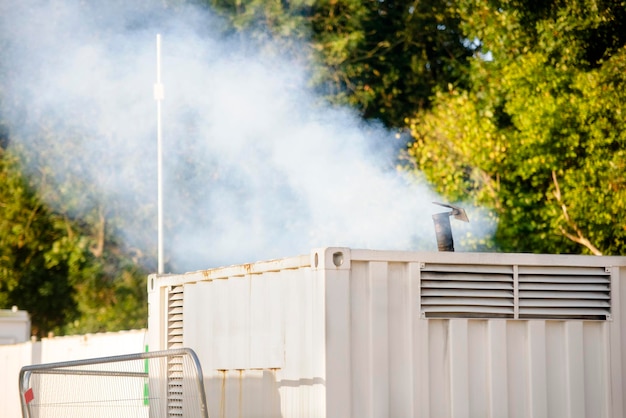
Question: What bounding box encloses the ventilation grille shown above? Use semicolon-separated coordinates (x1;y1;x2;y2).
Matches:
421;264;514;318
421;264;611;320
167;285;184;417
518;266;611;320
167;285;184;350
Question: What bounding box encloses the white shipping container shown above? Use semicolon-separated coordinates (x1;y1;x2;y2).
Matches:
147;248;626;418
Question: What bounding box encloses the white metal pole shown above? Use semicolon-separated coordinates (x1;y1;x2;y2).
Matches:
154;34;164;274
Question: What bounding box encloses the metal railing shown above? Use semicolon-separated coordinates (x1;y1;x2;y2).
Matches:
19;347;209;418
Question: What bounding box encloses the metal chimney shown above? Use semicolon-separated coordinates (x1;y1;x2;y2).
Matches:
432;202;469;251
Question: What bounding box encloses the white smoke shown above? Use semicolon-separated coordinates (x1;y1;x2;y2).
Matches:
0;0;494;272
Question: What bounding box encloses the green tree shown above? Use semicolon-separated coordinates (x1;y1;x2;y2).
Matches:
405;0;626;254
0;148;80;335
0;131;148;336
201;0;475;128
203;0;313;40
310;0;474;128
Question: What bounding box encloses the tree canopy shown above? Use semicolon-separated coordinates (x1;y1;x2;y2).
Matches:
202;0;475;127
405;0;626;254
0;143;148;336
0;148;78;335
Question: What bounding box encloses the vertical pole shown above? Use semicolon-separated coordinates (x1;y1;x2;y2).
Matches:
155;34;165;274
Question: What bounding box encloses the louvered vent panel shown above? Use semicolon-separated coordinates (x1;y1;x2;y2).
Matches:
518;266;611;319
168;286;184;350
167;285;185;417
167;357;184;417
421;264;515;318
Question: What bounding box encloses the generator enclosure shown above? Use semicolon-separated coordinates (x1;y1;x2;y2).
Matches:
148;248;626;418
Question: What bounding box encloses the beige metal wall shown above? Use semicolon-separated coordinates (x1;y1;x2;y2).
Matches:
149;255;327;417
148;248;626;418
0;341;38;418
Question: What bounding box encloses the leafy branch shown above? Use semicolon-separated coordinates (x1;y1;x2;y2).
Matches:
551;170;602;255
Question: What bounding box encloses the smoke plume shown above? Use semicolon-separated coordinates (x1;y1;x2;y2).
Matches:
0;0;494;272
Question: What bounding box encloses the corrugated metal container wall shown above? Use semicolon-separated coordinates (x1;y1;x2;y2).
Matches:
148;248;626;418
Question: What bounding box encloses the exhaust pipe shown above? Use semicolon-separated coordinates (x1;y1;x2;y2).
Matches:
432;202;469;252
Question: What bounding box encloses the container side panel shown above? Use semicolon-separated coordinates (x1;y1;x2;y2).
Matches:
410;263;430;418
583;322;609;418
487;320;508;417
250;271;285;369
279;268;326;416
285;269;312;378
388;262;414;418
312;267;328;415
467;320;488;417
349;260;372;418
282;269;311;380
407;262;430;418
241;369;282;418
428;320;451;418
565;322;586;418
147;281;167;351
202;369;221;416
325;268;352;418
188;282;216;370
449;319;470;418
182;282;200;358
185;268;320;418
613;266;626;418
506;321;529;418
203;369;282;418
229;276;251;370
414;317;431;418
527;321;548;418
546;322;568;417
211;278;238;369
370;261;390;418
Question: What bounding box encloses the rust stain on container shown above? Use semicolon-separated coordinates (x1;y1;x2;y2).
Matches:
243;263;252;275
219;370;227;418
238;370;244;418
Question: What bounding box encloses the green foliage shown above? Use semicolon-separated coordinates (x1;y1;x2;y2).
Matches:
201;0;315;51
201;0;475;128
310;0;474;127
63;259;148;335
0;145;148;336
0;150;79;335
406;0;626;255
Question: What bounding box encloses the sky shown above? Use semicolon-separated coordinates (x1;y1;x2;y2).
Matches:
0;0;494;272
